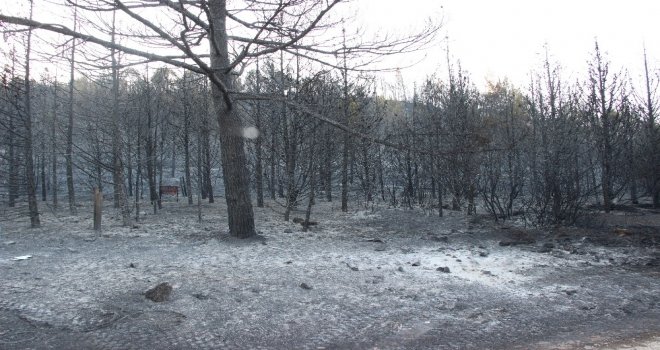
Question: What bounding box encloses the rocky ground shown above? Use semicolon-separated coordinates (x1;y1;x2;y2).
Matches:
0;198;659;349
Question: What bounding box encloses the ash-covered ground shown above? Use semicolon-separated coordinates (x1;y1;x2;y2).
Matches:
1;199;659;349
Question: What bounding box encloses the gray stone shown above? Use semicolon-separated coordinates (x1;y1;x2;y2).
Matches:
145;282;172;302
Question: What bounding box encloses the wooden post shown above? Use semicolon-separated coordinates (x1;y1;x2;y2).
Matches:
93;187;102;232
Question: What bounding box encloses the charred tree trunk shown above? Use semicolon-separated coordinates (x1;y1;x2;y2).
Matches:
51;80;58;208
340;27;349;212
145;77;158;213
182;74;194;205
208;0;255;238
41;140;46;201
110;11;131;226
255;58;264;208
136;118;142;222
65;7;77;215
201;122;213;203
23;5;40;228
8;106;17;208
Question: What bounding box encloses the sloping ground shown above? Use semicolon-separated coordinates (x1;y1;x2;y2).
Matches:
0;199;658;349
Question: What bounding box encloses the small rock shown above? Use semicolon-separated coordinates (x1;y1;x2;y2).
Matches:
411;261;421;267
145;282;172;302
436;266;451;273
482;270;493;276
537;245;553;253
456;259;462;262
285;260;293;264
646;258;660;267
397;266;405;272
129;263;136;268
283;229;293;234
564;289;578;296
192;293;210;300
132;224;140;229
552;251;567;259
479;251;489;257
300;283;313;290
346;263;359;271
4;241;16;245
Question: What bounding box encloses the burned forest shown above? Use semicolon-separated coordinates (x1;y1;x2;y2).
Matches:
1;1;659;349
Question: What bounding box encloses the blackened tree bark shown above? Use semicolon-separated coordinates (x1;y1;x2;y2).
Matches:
589;42;618;213
254;58;264;208
641;47;660;207
341;28;350;212
23;1;40;228
51;79;58;209
145;74;158;213
182;73;194;205
8;94;18;208
65;4;77;215
208;0;255;238
110;11;132;226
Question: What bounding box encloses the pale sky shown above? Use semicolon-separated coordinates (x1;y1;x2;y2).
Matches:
5;0;659;93
354;0;660;90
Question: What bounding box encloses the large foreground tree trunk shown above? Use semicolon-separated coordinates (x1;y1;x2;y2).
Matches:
208;0;255;238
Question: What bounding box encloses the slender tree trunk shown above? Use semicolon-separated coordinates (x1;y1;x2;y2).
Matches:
136;119;142;222
110;11;131;226
269;108;277;200
196;128;203;204
255;58;264;208
324;129;333;202
340;27;350;212
23;3;40;228
303;137;317;232
183;74;194;205
378;146;385;201
8;103;17;208
145;75;158;213
127;140;133;197
157;123;164;208
362;139;372;202
643;47;659;208
171;135;176;178
51;80;58;208
269;140;276;200
282;54;297;221
208;0;256;238
93;130;103;191
41;140;47;201
203;126;213;203
66;5;78;215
